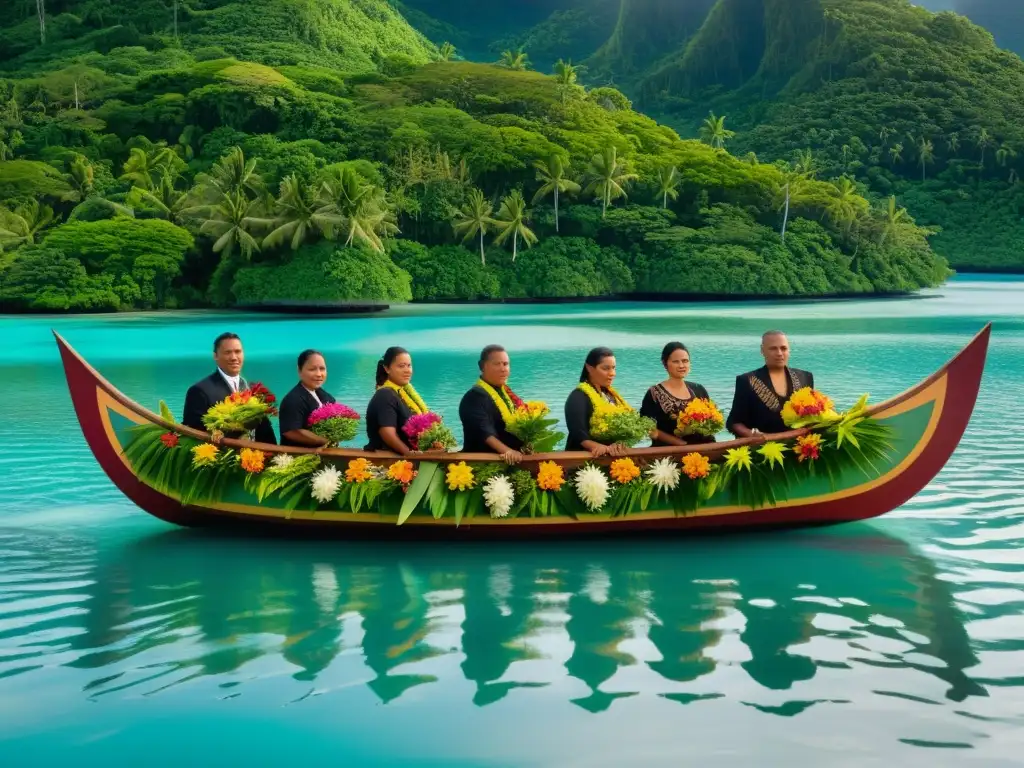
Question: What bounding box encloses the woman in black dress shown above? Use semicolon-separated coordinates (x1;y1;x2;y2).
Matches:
640;342;715;447
364;346;445;455
278;349;337;448
564;346;630;457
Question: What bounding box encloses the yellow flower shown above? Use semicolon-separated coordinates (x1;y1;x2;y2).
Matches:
724;446;753;472
239;448;265;474
609;457;641;484
446;461;475;491
757;441;787;470
346;457;373;483
781;387;836;426
796;433;824;462
536;461;565;491
681;452;711;480
192;443;219;467
387;460;415;485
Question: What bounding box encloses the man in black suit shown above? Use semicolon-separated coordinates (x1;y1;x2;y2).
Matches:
182;332;277;445
726;330;814;439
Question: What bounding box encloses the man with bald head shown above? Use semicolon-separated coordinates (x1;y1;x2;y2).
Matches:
726;330;815;439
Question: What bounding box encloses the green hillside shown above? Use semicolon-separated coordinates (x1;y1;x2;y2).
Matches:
0;0;948;312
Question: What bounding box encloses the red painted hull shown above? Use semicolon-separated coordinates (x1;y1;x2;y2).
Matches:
55;324;991;539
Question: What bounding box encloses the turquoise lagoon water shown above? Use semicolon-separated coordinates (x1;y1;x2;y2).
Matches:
1;275;1024;765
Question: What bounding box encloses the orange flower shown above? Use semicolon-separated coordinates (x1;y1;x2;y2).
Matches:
796;433;823;462
239;447;265;473
346;457;373;483
681;452;711;480
782;388;836;426
536;460;565;491
387;460;415;485
609;457;641;484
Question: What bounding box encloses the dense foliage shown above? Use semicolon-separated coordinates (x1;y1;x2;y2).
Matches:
0;0;954;313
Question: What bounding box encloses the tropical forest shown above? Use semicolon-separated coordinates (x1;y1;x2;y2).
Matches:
1;0;1022;312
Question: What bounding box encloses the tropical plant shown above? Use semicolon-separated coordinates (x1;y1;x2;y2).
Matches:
451;188;494;264
584;146;637;218
654;165;679;209
698;113;735;150
499;49;530;71
492;189;537;262
533;154;580;232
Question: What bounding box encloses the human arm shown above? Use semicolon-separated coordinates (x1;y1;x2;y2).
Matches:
566;389;624;457
461;389;522;464
726;376;764;440
182;385;209;431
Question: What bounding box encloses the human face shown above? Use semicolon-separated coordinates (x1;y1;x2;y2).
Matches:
300;354;327;390
481;350;510;387
664;348;691;380
386;353;413;387
214;337;244;376
761;334;790;370
586;355;616;389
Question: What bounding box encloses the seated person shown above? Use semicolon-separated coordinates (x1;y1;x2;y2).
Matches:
182;332;277;444
364;346;444;454
458;344;525;464
278;349;336;449
726;330;814;439
640;342;715;447
564;346;629;457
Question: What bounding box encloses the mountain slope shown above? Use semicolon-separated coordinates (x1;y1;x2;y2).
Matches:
1;0;436;74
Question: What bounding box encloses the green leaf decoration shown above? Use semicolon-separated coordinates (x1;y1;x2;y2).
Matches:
427;468;448;519
453;492;469;527
397;461;439;525
159;400;176;425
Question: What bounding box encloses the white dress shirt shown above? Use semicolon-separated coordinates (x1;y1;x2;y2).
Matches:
304;386;323;407
218;368;242;392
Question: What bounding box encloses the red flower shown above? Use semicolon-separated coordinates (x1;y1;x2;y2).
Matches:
506;387;525;410
160;432;179;448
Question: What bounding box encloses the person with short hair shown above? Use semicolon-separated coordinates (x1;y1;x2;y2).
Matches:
278;349;337;448
726;330;814;440
458;344;525;464
182;332;278;444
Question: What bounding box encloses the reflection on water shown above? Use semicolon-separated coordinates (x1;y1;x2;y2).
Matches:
0;527;987;714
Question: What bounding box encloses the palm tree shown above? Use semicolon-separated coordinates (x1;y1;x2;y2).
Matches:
120;145;182;191
438;42;456;61
196;192;268;261
315;167;398;253
190;147;265;204
888;142;903;167
68;154;94;196
976;127;994;166
917;138;935;181
533;154;579;232
879;126;893;146
0;201;57;248
554;59;577;86
499;50;529;71
698;113;735;150
492;189;537;263
794;149;817;178
826;177;868;237
876;195;909;246
584;146;637;218
946;132;960;156
452;188;494;264
654;165;679;209
996;145;1017;167
127;167;188;222
263;175;339;251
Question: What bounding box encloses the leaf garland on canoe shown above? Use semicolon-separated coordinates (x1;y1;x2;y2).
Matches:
120;388;895;523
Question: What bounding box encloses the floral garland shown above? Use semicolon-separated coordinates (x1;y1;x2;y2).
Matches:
577;382;629;410
476;379;525;421
379;379;429;415
577;382;655;446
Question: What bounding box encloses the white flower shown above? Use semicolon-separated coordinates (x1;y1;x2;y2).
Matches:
574;465;610;511
645;457;680;492
483;475;515;519
270;453;295;471
310;465;342;503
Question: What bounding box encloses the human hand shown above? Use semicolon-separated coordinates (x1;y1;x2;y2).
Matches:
210;429;224;446
589;444;611;458
608;442;628;457
502;449;524;465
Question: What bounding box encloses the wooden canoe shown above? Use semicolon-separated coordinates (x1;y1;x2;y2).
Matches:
54;324;991;539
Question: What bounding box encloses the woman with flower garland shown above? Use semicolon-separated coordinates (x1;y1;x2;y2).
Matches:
365;346;446;455
564;347;630;457
458;344;525;464
278;349;337;449
641;342;716;447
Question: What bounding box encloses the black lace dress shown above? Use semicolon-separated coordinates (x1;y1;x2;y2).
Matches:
640;382;716;447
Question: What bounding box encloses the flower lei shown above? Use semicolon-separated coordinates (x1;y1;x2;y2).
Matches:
379;380;429;415
476;379;525;422
577;382;630;410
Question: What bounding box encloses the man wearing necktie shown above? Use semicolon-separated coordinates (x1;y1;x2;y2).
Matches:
182;332;278;445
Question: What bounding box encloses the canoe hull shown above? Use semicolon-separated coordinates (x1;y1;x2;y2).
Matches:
56;324;991;539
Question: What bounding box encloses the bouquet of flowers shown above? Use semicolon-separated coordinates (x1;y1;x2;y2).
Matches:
590;406;657;447
781;387;839;428
503;400;565;453
402;412;458;451
675;398;725;438
307;402;360;446
202;382;278;434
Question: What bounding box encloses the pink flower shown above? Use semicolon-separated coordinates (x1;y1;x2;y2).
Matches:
402;412;441;439
308;402;360;427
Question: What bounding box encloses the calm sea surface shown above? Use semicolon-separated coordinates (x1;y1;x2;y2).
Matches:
2;275;1024;766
